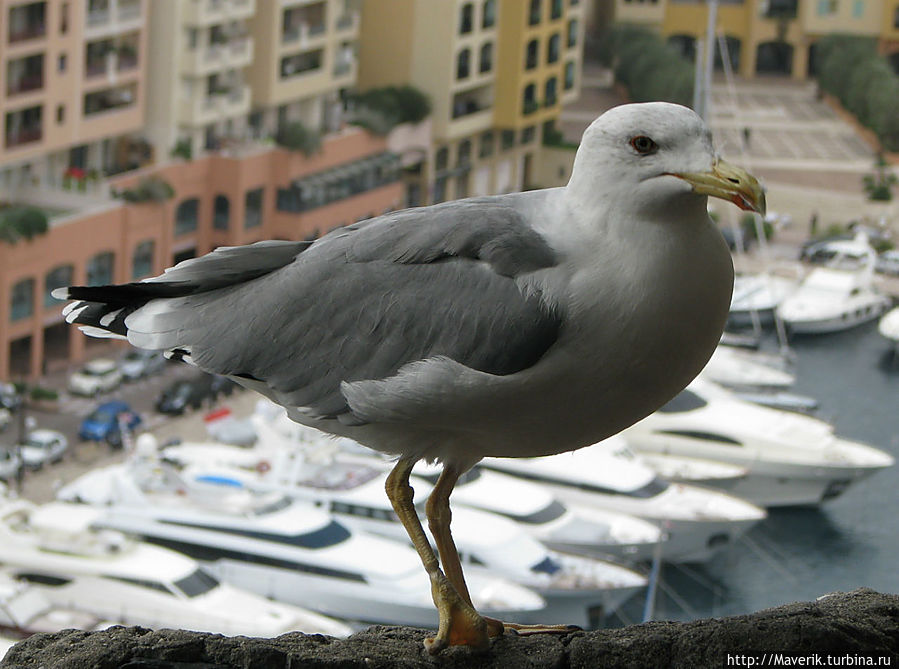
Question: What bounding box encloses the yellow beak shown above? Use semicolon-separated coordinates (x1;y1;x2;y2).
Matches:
669;158;766;216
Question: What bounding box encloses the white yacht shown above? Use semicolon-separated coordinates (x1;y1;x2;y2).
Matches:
0;570;102;638
878;306;899;348
777;235;890;334
700;345;795;392
635;452;748;491
0;499;351;638
0;635;16;661
622;378;894;507
729;273;798;327
478;438;766;563
56;454;545;628
165;450;647;627
161;429;665;565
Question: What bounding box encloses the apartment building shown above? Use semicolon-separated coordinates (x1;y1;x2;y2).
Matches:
357;0;584;206
613;0;899;79
0;0;404;380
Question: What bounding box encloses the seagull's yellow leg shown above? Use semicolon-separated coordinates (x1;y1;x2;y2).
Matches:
385;458;489;654
427;463;582;640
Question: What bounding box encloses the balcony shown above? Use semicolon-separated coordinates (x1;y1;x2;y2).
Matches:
181;36;253;75
762;0;797;19
282;22;328;47
7;2;46;44
6;55;44;97
84;0;143;37
183;0;254;25
178;84;250;126
84;84;137;117
335;11;359;33
280;50;323;79
4;107;43;150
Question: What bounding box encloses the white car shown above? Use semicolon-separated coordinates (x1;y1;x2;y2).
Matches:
68;359;122;397
875;250;899;276
119;349;166;381
0;408;9;432
19;429;69;470
0;449;21;483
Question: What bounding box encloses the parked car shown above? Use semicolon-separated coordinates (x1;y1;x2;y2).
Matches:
18;429;69;470
155;374;236;415
78;400;142;447
68;358;123;397
119;349;167;381
0;448;22;483
0;382;20;411
875;250;899;276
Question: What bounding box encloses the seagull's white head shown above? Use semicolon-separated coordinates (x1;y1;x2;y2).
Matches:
566;102;765;222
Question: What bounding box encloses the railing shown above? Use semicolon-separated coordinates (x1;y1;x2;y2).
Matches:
8;23;46;43
5;128;43;149
6;76;44;97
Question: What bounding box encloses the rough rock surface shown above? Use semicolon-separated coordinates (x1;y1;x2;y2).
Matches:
2;589;897;669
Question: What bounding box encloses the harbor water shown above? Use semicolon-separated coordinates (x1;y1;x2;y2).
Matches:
616;320;899;626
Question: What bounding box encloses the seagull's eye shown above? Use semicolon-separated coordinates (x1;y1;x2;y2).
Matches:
629;135;658;155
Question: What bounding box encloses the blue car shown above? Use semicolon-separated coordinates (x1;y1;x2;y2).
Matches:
78;400;142;447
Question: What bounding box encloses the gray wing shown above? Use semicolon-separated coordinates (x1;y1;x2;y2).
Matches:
87;197;563;421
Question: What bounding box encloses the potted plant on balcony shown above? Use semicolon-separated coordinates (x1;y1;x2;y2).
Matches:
62;166;86;191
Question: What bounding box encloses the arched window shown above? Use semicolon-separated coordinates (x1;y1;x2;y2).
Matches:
44;264;73;307
547;33;560;63
456;48;471;79
87;251;114;286
479;42;493;73
10;277;34;321
528;0;541;25
567;18;578;48
132;240;155;280
482;0;496;28
175;197;199;236
245;187;263;229
522;83;537;115
551;0;563;19
525;39;538;69
564;60;576;90
545;76;558;106
459;3;473;34
213;194;230;230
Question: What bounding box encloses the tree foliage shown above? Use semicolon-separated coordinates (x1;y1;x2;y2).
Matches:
0;205;49;244
275;121;322;156
118;176;176;203
348;85;432;135
815;35;899;151
607;25;694;108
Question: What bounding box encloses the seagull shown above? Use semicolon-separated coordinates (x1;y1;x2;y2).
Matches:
55;102;764;653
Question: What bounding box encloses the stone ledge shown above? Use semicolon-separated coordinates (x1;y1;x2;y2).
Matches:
2;589;897;669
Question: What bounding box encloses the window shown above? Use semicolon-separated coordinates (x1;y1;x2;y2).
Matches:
86;252;114;286
56;105;64;124
816;0;836;15
657;430;743;446
58;53;66;72
10;278;34;321
545;76;558;106
435;146;449;171
5;106;43;148
457;139;472;166
44;265;73;307
550;0;563;19
459;3;473;33
213;195;230;230
564;60;576;89
280;50;323;78
528;0;541;25
6;54;44;96
547;33;560;63
173;568;219;598
456;48;471;79
501;129;515;150
521;125;536;143
657;390;708;413
7;2;46;44
851;0;863;17
525;39;539;69
522;83;537;115
132;240;154;279
567;19;578;48
482;0;496;28
479;42;493;73
479;130;494;158
245;187;263;228
174;198;199;236
61;2;68;33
